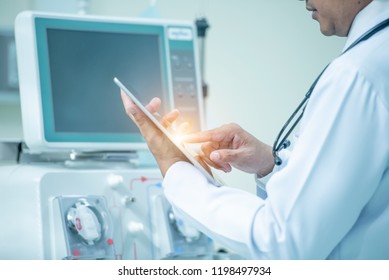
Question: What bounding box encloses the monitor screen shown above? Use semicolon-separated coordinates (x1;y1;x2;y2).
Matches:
37;18;169;144
15;12;203;152
47;29;164;136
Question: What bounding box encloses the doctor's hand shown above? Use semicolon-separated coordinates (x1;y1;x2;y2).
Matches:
120;91;189;176
184;123;275;177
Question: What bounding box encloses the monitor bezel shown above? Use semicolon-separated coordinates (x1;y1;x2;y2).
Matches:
15;11;203;153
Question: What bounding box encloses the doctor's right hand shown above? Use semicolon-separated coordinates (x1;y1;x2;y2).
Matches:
183;123;275;177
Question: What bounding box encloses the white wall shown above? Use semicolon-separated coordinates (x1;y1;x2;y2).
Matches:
0;0;345;192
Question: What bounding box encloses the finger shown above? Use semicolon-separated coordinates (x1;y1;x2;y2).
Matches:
209;151;232;172
211;149;240;170
194;155;212;174
200;141;221;158
183;125;228;143
197;148;232;173
144;97;161;114
183;131;214;143
200;155;232;173
160;109;180;128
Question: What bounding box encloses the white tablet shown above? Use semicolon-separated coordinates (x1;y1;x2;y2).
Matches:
114;77;222;187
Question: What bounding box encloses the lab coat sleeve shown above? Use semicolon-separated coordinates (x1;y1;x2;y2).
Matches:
255;149;290;199
256;149;291;186
163;161;265;257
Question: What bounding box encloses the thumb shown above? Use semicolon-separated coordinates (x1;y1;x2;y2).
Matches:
210;149;239;173
211;149;240;164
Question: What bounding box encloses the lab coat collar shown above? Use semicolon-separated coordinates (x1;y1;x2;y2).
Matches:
343;0;389;52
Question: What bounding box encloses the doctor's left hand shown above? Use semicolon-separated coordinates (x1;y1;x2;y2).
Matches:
120;91;188;176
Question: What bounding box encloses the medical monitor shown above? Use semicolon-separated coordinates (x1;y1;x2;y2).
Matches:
15;11;204;152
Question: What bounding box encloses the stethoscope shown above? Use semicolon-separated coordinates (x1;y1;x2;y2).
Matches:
272;18;389;166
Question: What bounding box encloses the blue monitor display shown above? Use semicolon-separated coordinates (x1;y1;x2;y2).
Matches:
48;29;164;135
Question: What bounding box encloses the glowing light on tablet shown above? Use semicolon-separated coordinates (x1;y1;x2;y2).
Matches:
171;130;185;145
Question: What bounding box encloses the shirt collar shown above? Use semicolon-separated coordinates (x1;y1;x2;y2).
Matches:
343;0;389;52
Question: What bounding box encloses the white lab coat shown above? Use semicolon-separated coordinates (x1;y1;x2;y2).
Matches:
163;0;389;259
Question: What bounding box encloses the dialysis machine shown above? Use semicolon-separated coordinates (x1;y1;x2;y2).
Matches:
0;11;213;260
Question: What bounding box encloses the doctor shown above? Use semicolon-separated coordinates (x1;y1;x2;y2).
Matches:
120;0;389;259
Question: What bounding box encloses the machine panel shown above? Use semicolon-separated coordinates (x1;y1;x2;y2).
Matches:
0;164;213;260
